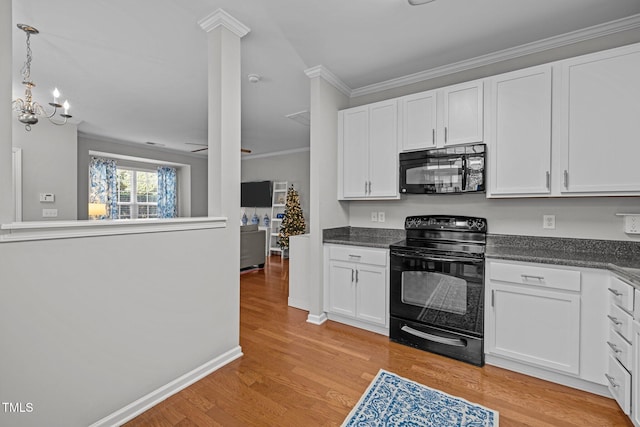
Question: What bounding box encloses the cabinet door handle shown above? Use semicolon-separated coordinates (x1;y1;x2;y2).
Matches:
432;128;435;144
364;181;368;194
607;314;623;326
491;290;495;308
351;269;354;283
546;171;550;189
607;341;622;354
368;181;372;194
607;288;623;297
521;274;544;281
355;269;359;283
605;373;620;388
444;127;448;143
563;170;569;189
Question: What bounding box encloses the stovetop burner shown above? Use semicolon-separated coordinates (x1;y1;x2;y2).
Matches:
391;215;487;255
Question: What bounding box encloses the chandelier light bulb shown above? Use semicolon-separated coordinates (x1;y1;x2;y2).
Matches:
12;24;72;130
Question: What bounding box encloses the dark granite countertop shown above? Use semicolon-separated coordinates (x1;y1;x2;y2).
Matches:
323;226;405;249
486;234;640;286
322;228;640;286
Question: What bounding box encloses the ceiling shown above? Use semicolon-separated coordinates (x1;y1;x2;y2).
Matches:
11;0;640;156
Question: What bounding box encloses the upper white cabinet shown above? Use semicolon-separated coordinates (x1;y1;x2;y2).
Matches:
443;80;484;146
399;80;483;152
556;44;640;195
400;90;437;151
338;99;400;200
486;65;552;197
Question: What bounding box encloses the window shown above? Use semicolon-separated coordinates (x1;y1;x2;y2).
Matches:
89;153;182;220
116;168;159;219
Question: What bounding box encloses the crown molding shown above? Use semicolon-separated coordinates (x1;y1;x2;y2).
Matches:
241;146;310;160
351;13;640;98
304;65;352;97
198;9;250;38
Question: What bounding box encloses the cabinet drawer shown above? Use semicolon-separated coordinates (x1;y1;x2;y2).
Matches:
606;355;631;415
608;329;632;372
609;275;634;313
328;245;387;266
608;303;633;343
489;261;581;291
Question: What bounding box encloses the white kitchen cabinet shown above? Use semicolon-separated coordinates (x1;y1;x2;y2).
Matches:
324;244;389;334
399;80;483;152
606;274;634;416
632;314;640;426
486;65;552;197
486;260;609;390
488;279;581;374
400;90;437;151
556;43;640;195
338;99;399;200
443;80;484;146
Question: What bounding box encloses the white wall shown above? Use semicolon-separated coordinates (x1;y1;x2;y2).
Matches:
12;119;78;221
348;195;640;241
241;149;310;229
0;5;240;427
78;134;208;219
0;0;12;224
308;74;350;318
0;228;238;427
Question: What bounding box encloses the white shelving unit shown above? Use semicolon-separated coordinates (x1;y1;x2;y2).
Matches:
269;181;288;255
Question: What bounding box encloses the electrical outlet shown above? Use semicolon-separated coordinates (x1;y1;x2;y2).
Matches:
42;208;58;218
378;212;386;223
543;214;556;229
624;216;640;234
370;211;378;222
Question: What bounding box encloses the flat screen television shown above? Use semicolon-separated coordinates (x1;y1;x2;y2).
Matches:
241;181;272;207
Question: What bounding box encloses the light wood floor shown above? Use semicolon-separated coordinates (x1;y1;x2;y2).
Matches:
126;256;631;426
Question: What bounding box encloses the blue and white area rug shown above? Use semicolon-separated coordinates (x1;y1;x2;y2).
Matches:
342;370;498;427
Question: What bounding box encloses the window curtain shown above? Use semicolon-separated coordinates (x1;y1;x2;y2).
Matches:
89;157;118;219
157;166;177;218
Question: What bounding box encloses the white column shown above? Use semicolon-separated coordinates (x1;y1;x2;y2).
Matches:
305;66;351;323
198;10;249;218
0;1;13;224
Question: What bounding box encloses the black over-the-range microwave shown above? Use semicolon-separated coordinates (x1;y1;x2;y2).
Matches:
399;143;486;194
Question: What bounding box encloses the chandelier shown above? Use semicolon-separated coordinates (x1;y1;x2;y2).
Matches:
12;24;72;131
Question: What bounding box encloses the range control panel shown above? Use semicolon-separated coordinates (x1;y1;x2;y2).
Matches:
404;215;487;232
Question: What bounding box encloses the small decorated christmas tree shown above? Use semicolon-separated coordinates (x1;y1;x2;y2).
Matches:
278;186;306;250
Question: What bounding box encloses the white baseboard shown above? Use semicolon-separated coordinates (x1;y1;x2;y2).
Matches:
307;312;328;325
89;346;243;427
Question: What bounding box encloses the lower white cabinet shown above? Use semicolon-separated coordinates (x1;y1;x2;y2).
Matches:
487;262;581;374
606;274;635;418
485;259;609;392
632;314;640;426
324;244;389;334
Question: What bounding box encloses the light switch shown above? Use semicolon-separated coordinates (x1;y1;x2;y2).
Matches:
39;193;55;203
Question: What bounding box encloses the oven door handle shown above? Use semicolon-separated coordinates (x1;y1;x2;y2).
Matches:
400;326;467;347
391;252;484;264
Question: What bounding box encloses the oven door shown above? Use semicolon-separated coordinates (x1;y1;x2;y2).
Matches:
390;249;484;337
